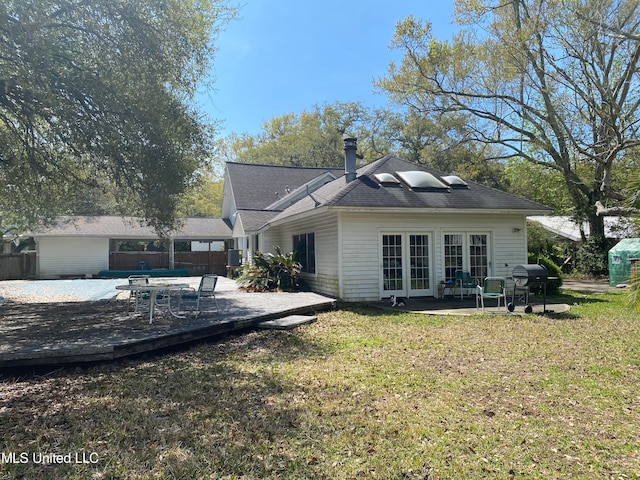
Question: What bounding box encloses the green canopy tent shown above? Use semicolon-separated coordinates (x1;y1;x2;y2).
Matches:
608;238;640;287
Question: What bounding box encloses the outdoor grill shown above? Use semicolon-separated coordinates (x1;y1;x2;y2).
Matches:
508;263;549;313
512;264;548;287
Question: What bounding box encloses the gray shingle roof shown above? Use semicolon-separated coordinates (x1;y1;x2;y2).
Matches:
236;210;280;233
226;162;344;210
24;216;232;239
267;155;551;225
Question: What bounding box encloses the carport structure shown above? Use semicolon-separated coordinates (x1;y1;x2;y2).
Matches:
6;216;233;279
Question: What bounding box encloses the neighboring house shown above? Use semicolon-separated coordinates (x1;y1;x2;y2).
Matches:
222;139;551;301
6;216;232;279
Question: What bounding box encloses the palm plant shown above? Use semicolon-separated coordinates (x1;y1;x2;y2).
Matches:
236;246;302;292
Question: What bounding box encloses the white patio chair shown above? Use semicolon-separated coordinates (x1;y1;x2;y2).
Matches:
180;274;219;318
127;275;150;313
476;277;507;313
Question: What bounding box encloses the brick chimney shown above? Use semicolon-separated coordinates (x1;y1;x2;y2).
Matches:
344;137;357;182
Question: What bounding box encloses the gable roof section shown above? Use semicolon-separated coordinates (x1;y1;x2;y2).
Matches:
225;162;344;210
266;155;551;225
235;209;281;234
265;171;338;210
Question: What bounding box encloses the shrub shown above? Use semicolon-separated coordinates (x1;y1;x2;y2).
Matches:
527;253;563;295
575;235;610;276
236;246;302;292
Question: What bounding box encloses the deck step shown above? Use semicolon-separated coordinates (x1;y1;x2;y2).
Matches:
258;315;317;330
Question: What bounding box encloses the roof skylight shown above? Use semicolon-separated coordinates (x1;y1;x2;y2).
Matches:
373;172;401;186
396;171;448;190
441;175;469;188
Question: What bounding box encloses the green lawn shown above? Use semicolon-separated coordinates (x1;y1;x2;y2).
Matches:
1;289;639;479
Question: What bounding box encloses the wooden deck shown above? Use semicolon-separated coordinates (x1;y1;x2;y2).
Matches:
0;277;336;369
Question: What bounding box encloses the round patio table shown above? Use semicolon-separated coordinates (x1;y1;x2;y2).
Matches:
116;283;189;324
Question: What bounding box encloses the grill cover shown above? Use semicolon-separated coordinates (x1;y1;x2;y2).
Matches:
512;264;548;287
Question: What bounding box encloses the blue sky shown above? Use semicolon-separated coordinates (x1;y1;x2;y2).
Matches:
198;1;456;137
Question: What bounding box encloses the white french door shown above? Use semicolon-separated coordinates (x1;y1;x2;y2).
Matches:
443;232;490;283
380;232;432;298
381;234;404;297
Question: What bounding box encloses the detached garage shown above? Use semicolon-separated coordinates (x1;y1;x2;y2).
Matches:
608;238;640;287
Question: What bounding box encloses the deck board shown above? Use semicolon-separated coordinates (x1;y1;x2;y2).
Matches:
0;277;335;368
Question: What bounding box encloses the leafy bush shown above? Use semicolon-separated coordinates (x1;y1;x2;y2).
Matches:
236;246;302;292
527;253;563;295
526;221;576;273
575;235;610;276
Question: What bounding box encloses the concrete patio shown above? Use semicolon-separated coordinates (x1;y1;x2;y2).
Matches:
368;278;614;315
368;295;571;316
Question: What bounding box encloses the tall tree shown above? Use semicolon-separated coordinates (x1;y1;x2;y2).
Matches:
176;156;225;218
227;102;380;168
377;0;640;269
502;159;573;211
223;101;497;186
381;109;506;188
0;0;236;235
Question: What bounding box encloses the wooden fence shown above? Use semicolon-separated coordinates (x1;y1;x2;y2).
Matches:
0;251;228;280
0;253;37;280
109;251;228;276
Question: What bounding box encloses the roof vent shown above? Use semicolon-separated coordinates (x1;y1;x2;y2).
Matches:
396;171;449;191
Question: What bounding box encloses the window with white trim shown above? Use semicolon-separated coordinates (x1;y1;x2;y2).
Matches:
293;233;315;274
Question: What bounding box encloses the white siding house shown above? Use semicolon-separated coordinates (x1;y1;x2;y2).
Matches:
259;210;529;301
222;143;551;301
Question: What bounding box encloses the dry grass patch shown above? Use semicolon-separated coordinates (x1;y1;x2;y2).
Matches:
1;290;639;479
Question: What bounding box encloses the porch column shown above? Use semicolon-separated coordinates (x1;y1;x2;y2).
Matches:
169;237;175;270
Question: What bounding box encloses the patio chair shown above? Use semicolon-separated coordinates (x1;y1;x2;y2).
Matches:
476;277;507;313
180;274;219;318
128;275;150;313
454;271;478;299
